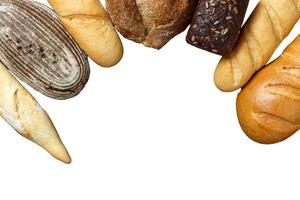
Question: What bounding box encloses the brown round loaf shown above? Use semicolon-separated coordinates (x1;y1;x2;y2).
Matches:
106;0;197;49
237;35;300;144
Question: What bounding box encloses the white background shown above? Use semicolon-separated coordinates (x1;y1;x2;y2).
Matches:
0;0;299;199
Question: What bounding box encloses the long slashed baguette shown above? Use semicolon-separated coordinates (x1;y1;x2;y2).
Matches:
48;0;123;67
0;63;71;163
214;0;300;92
237;35;300;144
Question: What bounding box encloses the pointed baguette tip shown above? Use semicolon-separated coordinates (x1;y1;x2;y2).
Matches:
51;148;72;164
56;152;72;164
43;143;72;164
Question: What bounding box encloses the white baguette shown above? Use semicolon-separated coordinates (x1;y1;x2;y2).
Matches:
214;0;300;92
0;63;71;163
48;0;123;67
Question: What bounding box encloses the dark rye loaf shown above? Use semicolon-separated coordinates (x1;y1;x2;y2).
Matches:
187;0;249;55
0;0;90;100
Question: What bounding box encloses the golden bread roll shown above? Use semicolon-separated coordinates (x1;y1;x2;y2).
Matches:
237;35;300;144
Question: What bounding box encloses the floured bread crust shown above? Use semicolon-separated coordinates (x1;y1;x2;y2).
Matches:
0;0;90;100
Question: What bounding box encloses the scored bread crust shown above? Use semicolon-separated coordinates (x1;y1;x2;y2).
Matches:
214;0;300;92
106;0;197;49
48;0;123;67
0;0;90;100
237;35;300;144
0;63;71;163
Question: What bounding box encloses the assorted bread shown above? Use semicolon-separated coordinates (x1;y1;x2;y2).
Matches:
48;0;123;67
237;35;300;144
0;0;299;163
0;0;90;100
214;0;300;92
106;0;197;49
187;0;249;55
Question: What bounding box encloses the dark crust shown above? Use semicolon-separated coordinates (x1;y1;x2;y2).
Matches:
105;0;146;43
186;0;249;55
106;0;197;49
141;0;197;49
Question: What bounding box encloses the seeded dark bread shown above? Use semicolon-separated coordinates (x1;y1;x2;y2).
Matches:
187;0;249;55
106;0;197;49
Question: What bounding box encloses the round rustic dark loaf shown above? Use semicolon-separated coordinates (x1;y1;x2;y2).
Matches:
106;0;197;49
0;0;90;100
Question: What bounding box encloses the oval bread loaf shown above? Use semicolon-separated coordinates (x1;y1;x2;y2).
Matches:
0;0;90;100
237;35;300;144
48;0;123;67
